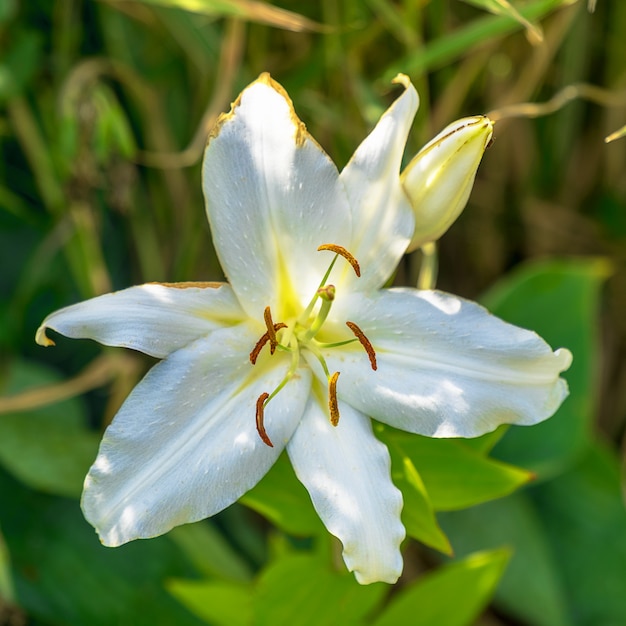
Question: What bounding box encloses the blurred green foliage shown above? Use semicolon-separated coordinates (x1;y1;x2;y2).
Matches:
1;0;625;624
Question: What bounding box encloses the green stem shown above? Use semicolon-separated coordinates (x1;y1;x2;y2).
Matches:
417;241;439;290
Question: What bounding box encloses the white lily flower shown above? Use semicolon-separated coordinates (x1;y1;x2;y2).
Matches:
402;116;494;252
36;73;572;585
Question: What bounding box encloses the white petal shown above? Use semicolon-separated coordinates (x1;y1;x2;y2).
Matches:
36;283;244;358
340;75;418;292
81;323;312;546
317;289;572;438
287;393;404;584
202;73;353;320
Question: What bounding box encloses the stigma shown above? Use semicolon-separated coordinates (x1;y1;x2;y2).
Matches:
249;244;377;446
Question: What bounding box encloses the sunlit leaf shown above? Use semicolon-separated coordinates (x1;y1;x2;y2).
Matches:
167;579;252;626
378;429;533;511
461;425;508;454
372;549;510;626
384;435;452;554
254;552;386;626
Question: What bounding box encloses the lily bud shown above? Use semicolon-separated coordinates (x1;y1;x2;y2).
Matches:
401;116;493;252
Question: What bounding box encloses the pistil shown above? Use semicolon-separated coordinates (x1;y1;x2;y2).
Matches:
303;285;335;341
328;371;340;426
249;244;378;445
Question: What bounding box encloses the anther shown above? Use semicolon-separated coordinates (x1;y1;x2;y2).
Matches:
249;323;287;364
255;392;273;447
346;321;377;370
264;306;279;354
328;371;341;426
318;244;361;277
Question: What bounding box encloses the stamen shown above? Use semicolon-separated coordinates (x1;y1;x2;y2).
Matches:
249;323;287;364
264;306;279;354
250;334;270;364
318;244;361;277
328;371;340;426
255;392;273;447
346;321;377;370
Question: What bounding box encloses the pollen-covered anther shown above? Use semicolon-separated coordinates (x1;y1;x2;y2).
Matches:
328;371;341;426
249;322;287;364
317;244;361;277
346;321;377;371
263;306;280;354
255;392;273;447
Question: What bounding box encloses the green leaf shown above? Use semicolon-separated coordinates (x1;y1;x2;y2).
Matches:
439;440;626;626
462;0;543;44
0;0;17;23
483;258;610;477
372;549;510;626
0;526;15;603
439;495;569;626
529;441;626;625
0;360;100;498
0;30;42;101
166;579;252;626
382;0;575;80
460;425;508;454
385;435;451;554
115;0;325;32
92;85;137;162
1;468;203;626
167;522;253;583
240;452;324;536
379;429;533;511
253;552;386;626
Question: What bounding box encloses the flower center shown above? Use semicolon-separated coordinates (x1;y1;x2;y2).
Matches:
249;244;377;447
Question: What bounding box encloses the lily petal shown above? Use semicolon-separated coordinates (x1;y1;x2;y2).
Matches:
340;75;418;292
81;323;311;546
287;392;404;584
317;289;572;438
35;282;244;358
203;73;353;319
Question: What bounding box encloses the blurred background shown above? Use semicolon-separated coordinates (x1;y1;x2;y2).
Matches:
1;0;625;624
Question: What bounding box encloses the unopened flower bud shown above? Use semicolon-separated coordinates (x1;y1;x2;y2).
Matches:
401;116;493;252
